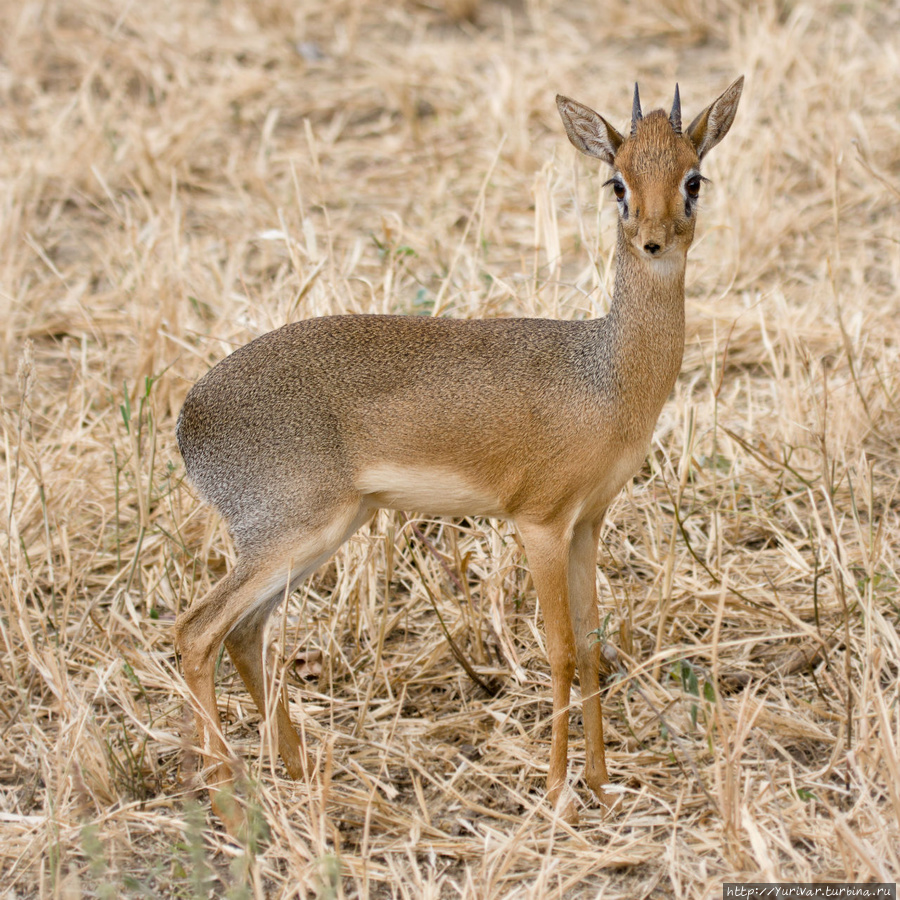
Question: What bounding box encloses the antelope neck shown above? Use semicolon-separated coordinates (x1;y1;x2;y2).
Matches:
604;227;687;407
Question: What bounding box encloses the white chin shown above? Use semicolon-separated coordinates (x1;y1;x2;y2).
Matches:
641;251;683;274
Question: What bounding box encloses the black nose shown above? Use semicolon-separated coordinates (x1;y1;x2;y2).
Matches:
644;242;661;255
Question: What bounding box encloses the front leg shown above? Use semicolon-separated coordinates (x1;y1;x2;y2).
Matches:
568;518;619;808
517;522;577;814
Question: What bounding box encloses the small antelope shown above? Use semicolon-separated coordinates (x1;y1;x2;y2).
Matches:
175;77;743;829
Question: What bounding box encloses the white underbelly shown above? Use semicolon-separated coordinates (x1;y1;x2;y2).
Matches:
356;463;506;518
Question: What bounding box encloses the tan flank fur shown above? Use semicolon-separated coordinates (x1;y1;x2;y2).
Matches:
175;77;744;831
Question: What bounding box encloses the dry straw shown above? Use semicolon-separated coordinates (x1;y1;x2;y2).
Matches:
1;0;898;897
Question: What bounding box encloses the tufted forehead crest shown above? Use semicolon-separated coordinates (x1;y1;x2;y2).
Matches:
615;110;700;177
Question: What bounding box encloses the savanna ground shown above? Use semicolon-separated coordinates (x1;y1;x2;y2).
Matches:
1;0;899;896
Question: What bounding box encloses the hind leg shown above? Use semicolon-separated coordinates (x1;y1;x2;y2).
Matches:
175;502;374;831
175;559;282;833
224;600;308;780
219;505;376;780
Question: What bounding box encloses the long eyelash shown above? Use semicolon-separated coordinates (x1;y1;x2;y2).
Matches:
602;177;617;188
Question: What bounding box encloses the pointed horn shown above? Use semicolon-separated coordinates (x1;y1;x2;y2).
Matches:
631;83;642;135
670;83;682;134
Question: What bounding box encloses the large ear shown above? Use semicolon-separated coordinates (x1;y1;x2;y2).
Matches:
686;76;744;161
556;94;624;166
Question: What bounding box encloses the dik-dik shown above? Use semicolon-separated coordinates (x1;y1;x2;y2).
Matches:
175;77;743;830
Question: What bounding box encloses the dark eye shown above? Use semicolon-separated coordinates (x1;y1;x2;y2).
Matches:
612;181;626;201
685;175;702;199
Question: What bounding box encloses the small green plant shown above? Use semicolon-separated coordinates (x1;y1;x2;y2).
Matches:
172;789;269;899
412;286;434;314
316;853;342;900
80;822;118;900
113;375;159;590
669;659;715;731
588;612;613;646
174;800;216;899
103;659;157;801
670;658;700;697
371;234;417;262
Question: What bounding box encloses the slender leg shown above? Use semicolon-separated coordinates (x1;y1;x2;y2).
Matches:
224;601;308;779
568;517;618;807
175;560;273;834
175;503;373;832
517;521;577;813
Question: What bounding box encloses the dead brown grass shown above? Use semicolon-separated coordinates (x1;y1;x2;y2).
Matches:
1;0;899;897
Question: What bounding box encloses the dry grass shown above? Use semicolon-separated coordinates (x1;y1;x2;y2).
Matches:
2;0;899;896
